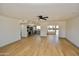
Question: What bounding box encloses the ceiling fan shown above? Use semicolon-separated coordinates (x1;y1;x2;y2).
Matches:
38;15;48;20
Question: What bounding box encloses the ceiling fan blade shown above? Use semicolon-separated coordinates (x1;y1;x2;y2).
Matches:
43;18;47;20
38;15;48;20
44;17;48;18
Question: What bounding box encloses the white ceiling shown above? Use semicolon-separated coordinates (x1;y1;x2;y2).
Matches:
0;3;79;20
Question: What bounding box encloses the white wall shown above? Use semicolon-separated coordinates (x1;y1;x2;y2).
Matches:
40;20;48;36
21;24;27;37
66;17;79;47
0;15;20;47
40;20;66;37
50;21;66;37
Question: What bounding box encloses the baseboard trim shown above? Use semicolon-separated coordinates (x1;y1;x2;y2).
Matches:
60;37;79;49
59;37;66;39
66;38;79;48
0;39;21;48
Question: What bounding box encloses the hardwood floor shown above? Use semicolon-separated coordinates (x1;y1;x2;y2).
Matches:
0;36;79;56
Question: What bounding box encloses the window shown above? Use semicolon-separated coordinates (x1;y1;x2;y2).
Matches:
36;26;41;29
47;25;59;32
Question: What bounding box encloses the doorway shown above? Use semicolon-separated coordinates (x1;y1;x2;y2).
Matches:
27;25;41;36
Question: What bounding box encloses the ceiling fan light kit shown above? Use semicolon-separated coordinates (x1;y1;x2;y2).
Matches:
38;15;48;20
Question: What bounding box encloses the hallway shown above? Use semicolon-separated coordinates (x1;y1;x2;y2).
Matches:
0;36;79;56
